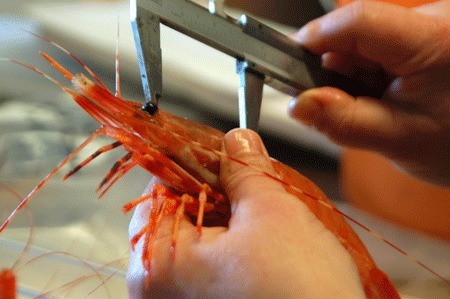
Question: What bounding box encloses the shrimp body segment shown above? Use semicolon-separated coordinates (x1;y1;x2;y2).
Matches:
1;45;400;298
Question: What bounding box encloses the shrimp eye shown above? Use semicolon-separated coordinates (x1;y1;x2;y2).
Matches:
141;101;158;115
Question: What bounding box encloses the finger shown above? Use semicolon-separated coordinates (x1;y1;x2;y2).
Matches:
127;178;157;241
415;0;450;17
220;129;298;219
320;52;391;93
128;178;195;242
292;1;450;75
127;220;184;299
128;178;199;254
127;177;196;298
127;200;152;298
287;87;439;152
321;52;357;75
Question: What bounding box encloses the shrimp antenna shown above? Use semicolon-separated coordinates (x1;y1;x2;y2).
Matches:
20;29;111;93
115;14;121;98
0;129;104;233
0;183;33;272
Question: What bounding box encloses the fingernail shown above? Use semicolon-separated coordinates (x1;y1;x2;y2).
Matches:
288;90;321;126
224;129;268;156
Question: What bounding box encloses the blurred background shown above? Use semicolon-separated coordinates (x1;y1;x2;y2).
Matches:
0;0;448;297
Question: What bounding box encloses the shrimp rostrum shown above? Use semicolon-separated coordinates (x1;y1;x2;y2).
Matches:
0;37;404;298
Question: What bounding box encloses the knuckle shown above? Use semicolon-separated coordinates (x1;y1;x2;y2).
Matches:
221;156;269;195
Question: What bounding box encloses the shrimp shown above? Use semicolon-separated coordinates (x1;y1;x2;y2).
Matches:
0;34;448;298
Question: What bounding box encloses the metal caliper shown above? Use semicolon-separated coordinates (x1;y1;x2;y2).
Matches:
131;0;385;130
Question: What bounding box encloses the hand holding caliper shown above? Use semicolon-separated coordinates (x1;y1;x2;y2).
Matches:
131;0;387;130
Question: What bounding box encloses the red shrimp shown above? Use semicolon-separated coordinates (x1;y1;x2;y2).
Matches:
1;34;448;298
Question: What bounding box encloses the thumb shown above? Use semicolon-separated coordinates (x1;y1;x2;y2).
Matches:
288;87;412;152
220;129;288;216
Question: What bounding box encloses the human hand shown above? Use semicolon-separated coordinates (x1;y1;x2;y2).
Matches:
127;129;364;298
289;1;450;186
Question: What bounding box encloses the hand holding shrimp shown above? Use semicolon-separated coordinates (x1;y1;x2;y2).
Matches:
127;129;366;298
3;21;449;298
0;41;400;296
